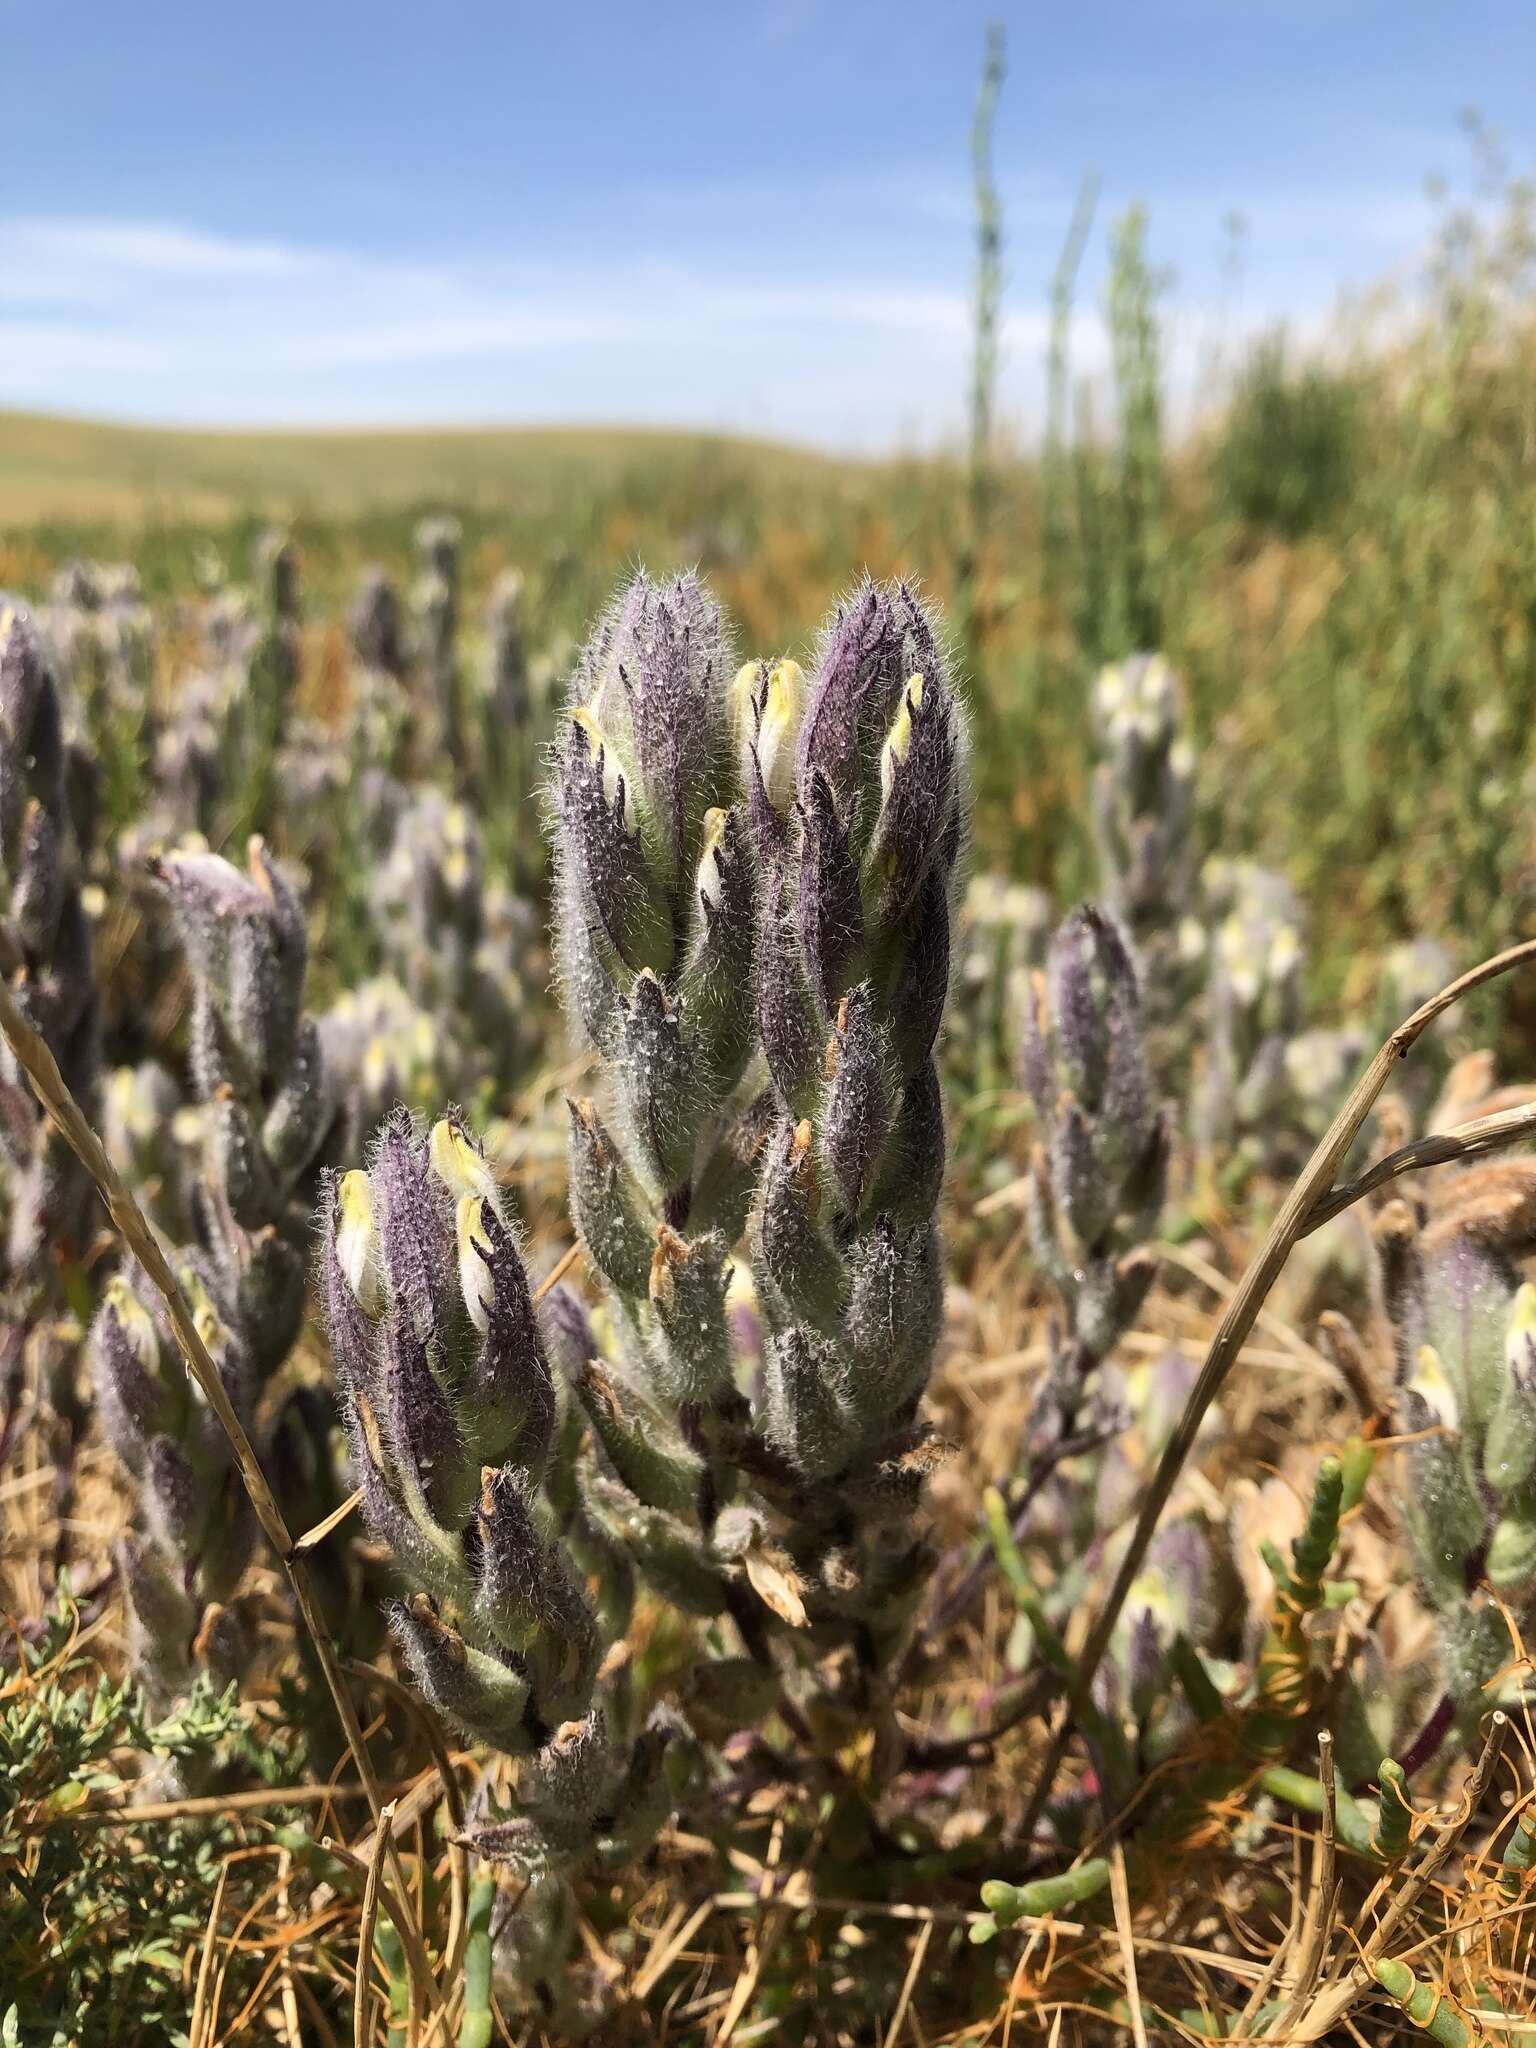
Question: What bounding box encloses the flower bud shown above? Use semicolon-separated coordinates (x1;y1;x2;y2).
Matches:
616;971;698;1191
796;772;865;1015
678;804;757;1094
797;580;941;819
391;1593;532;1753
1484;1283;1536;1495
842;1215;942;1429
91;1274;171;1452
570;1356;702;1515
1487;1514;1536;1596
1112;1521;1209;1724
645;1226;733;1408
1089;654;1199;1048
756;865;821;1112
760;1324;852;1484
456;1194;497;1335
586;1475;726;1616
155;838;306;1087
474;1465;597;1702
117;1532;201;1710
429;1114;501;1208
334;1167;383;1317
1024;906;1164;1297
868;670;965;930
819;988;892;1219
612;572;733;888
556;706;672;977
349;566;407;678
754;1117;847;1336
744;657;805;816
566;1097;654;1299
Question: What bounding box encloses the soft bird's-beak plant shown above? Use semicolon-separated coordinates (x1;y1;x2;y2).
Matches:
0;604;100;1283
317;570;970;2004
90;835;352;1703
0;601;102;1533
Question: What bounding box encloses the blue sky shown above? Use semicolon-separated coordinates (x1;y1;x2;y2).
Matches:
1;1;1529;445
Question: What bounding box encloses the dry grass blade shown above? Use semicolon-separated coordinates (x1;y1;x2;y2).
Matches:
1232;1840;1304;2037
340;1771;463;1887
1271;1731;1341;2034
1108;1844;1148;2048
277;1845;305;2048
296;1970;348;2048
295;1487;364;1552
345;1658;470;2048
25;1777;418;1833
633;1897;718;2001
189;1860;231;2048
0;962;446;2025
355;1797;396;2048
532;1240;582;1302
1017;940;1536;1842
881;1916;934;2048
709;1893;1079;1933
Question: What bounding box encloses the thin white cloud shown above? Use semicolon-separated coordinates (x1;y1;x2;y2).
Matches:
0;194;1436;446
2;216;325;283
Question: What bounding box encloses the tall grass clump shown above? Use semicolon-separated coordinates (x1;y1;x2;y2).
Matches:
1211;331;1363;538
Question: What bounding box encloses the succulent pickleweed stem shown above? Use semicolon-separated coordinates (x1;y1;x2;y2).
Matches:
1285;1711;1508;2043
1015;939;1536;1846
0;964;446;2025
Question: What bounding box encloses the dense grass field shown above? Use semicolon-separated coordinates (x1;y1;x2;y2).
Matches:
0;410;842;523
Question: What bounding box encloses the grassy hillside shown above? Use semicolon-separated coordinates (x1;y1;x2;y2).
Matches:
0;410;841;522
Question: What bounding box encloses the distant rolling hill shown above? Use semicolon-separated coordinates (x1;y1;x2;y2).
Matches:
0;411;842;523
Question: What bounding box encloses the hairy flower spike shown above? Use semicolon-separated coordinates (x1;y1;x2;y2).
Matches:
90;1267;255;1707
367;786;541;1103
1197;859;1317;1169
322;1112;563;1633
350;566;408;680
1089;653;1200;1069
153;837;337;1375
413;514;462;761
324;569;966;1953
482;569;531;725
0;599;100;1270
1377;1171;1536;1723
1012;905;1168;1496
